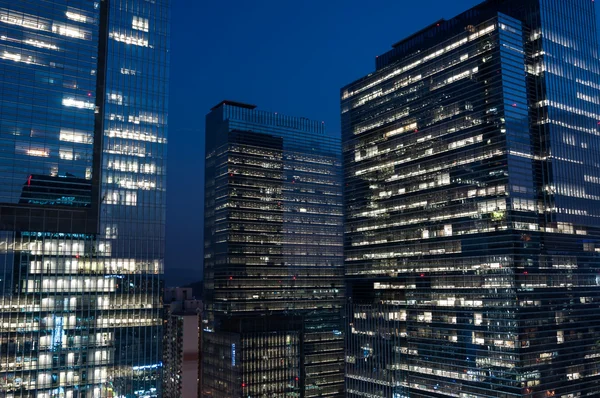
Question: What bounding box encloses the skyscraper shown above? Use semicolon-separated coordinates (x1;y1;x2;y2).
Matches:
342;0;600;396
0;0;169;397
202;101;345;397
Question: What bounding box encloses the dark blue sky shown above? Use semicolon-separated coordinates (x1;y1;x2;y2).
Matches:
165;0;599;286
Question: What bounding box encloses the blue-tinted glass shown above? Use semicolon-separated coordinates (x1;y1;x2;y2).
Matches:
0;0;169;396
342;1;600;396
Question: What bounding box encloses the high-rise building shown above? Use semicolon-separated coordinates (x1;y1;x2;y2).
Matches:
0;0;169;397
162;288;202;398
342;0;600;396
202;101;345;397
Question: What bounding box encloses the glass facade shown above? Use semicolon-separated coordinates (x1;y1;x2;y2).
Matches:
0;0;169;397
342;0;600;397
203;101;345;397
0;1;98;205
100;1;169;396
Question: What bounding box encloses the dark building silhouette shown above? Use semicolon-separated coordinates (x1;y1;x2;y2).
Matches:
342;0;600;396
19;174;92;208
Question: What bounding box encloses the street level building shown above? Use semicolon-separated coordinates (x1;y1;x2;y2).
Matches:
163;288;202;398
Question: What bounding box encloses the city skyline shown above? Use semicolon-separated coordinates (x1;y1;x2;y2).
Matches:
165;0;600;286
167;0;486;286
3;0;600;397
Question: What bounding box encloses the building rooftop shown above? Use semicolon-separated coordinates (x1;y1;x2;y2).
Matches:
210;100;257;111
391;19;446;49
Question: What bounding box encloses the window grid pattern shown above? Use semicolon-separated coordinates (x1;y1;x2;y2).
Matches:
342;2;600;396
0;0;170;397
99;0;169;396
0;0;98;204
203;103;345;397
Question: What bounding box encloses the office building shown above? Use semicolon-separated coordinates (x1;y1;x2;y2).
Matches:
202;101;345;397
0;0;169;397
342;0;600;396
163;288;202;398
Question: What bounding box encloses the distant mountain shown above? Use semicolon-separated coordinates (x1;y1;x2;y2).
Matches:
164;266;202;288
182;279;203;299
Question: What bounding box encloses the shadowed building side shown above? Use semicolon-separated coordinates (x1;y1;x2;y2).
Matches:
202;101;345;397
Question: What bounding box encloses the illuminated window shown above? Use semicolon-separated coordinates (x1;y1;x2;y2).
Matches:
132;16;149;32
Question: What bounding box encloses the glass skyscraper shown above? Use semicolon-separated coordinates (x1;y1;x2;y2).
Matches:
342;0;600;396
202;101;345;397
0;0;169;397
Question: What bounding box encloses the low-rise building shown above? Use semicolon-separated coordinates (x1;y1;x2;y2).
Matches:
163;287;202;397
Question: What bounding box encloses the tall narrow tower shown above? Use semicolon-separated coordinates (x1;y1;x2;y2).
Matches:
0;0;170;396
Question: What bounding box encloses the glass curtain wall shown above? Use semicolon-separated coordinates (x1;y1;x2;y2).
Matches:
0;0;169;397
342;1;600;396
203;102;345;397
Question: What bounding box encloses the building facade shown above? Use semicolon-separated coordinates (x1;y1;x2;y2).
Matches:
0;0;169;397
202;101;345;397
342;0;600;397
163;288;202;398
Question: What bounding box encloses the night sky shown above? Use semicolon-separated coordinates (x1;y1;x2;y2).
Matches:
165;0;600;287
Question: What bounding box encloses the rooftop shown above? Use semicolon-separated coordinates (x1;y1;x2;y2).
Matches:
211;100;257;111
